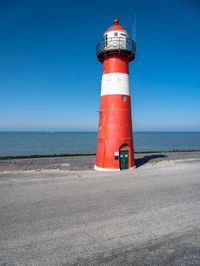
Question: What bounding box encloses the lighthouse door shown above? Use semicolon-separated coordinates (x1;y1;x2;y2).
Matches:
120;151;128;170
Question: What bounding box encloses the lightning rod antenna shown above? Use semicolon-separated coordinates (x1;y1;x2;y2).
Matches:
132;14;136;43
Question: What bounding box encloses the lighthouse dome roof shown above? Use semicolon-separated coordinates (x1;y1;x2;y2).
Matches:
106;19;126;31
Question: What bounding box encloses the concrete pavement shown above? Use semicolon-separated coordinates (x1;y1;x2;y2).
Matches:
0;159;200;265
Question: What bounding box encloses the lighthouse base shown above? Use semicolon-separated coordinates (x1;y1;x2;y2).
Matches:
94;165;136;171
94;165;120;171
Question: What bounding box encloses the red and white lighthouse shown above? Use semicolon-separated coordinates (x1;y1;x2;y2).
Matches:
95;19;136;171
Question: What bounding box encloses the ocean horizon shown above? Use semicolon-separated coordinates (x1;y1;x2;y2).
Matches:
0;131;200;157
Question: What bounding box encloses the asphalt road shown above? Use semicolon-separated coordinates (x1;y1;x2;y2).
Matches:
0;159;200;265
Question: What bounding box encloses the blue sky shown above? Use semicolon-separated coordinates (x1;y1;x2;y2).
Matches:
0;0;199;131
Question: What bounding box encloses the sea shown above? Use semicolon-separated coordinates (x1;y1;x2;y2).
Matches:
0;132;200;157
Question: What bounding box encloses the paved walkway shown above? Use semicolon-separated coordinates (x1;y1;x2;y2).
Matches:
0;159;200;265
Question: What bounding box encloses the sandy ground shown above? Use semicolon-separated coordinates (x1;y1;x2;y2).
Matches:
0;154;200;265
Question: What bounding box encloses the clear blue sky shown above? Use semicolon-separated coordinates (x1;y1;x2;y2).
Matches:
0;0;199;131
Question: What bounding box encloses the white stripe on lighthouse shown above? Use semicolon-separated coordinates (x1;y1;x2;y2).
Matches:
101;73;130;96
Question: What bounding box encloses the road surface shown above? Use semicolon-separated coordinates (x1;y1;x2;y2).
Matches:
0;158;200;265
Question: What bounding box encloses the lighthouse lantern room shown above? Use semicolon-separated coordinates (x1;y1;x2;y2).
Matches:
104;19;129;51
95;19;136;171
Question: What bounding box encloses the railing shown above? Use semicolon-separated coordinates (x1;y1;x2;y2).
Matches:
96;37;136;58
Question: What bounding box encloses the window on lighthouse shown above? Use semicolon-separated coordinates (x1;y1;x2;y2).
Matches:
120;32;128;50
104;30;128;51
105;34;108;47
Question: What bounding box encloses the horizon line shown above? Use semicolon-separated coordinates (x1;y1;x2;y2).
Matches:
0;130;200;133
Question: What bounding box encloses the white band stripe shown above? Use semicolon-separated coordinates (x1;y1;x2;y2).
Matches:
101;73;130;96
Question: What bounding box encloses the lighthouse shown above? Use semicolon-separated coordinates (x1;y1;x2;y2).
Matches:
95;19;136;171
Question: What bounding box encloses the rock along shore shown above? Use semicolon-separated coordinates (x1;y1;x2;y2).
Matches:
1;151;200;172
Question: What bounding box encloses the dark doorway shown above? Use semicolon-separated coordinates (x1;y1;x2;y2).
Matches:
120;150;128;170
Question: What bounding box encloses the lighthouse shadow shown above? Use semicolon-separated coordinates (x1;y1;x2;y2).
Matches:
135;154;167;168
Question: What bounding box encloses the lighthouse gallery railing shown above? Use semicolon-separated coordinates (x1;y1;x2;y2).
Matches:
96;37;136;58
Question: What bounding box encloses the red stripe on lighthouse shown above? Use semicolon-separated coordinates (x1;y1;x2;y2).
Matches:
103;55;129;74
96;94;134;170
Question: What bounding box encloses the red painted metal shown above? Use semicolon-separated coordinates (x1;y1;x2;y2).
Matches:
96;95;134;169
103;55;129;74
106;19;125;31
